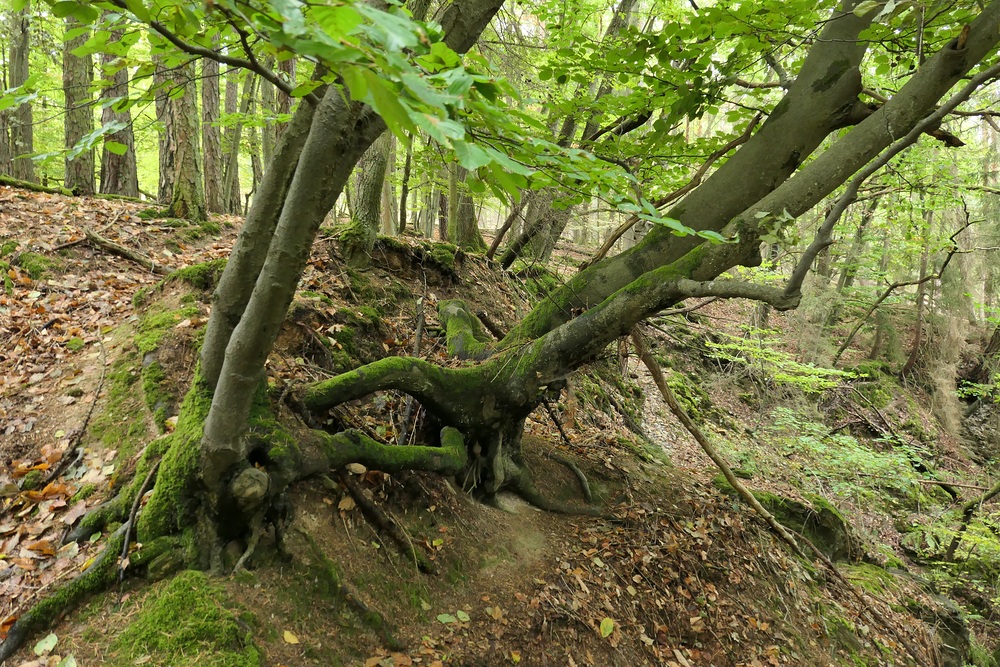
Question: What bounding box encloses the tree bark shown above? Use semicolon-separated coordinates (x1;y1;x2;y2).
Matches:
450;166;486;251
10;7;34;183
164;61;206;221
63;17;94;195
202;54;224;213
97;16;139;198
343;132;393;267
509;0;1000;343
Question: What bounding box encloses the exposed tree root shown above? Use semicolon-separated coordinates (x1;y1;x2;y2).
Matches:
509;472;601;516
298;529;405;651
541;399;593;503
119;461;162;582
332;472;437;574
0;526;127;663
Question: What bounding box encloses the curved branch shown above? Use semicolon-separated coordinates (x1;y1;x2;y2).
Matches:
315;427;468;476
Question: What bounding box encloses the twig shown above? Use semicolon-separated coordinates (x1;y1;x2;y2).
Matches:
580;113;761;270
541;400;593;503
333;473;436;574
397;298;425;446
83;227;173;275
43;336;108;485
118;460;161;584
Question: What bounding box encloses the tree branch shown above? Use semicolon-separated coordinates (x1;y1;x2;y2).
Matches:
107;0;317;104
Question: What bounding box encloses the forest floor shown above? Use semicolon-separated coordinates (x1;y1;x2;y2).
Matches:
1;184;998;666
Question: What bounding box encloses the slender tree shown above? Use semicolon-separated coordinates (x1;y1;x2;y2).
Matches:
97;14;138;198
202;51;224;212
163;61;206;221
9;6;33;183
62;17;94;195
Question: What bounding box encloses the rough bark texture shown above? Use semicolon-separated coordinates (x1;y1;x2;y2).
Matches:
202;55;224;213
164;62;206;221
154;58;172;203
98;18;139;198
450;166;486;251
63;17;94;195
10;8;34;183
343;129;392;267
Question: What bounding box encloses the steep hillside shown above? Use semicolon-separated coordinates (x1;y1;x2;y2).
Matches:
1;185;998;666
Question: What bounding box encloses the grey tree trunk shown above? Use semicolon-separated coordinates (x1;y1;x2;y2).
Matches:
163;61;206;221
202;55;224;213
511;1;1000;342
222;71;254;214
97;16;138;198
62;17;94;195
10;8;34;183
154;59;172;203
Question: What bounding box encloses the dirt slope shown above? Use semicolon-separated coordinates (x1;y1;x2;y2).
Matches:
0;185;986;666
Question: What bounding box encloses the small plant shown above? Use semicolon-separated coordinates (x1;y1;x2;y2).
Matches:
705;328;854;393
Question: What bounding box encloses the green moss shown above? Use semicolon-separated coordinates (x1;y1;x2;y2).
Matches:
300;290;333;306
20;469;44;491
66;336;86;351
18;252;61;280
0;239;17;257
426;241;458;272
841;563;897;595
70;483;98;503
137;207;166;220
134;306;200;355
108;570;260;667
138;379;211;540
88;351;149;460
142;360;173;432
167;259;227;291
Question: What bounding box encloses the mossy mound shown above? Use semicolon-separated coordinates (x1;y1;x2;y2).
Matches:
713;478;864;562
107;570;260;667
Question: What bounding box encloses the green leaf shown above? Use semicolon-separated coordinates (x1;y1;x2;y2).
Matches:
312;5;363;39
600;617;614;638
34;633;58;656
437;614;457;624
56;656;78;667
852;0;879;17
364;71;416;142
453;140;491;170
341;66;368;101
456;610;471;622
105;141;128;155
289;81;321;98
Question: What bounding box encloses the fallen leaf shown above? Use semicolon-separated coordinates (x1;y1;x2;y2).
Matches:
33;632;58;655
282;630;300;644
600;617;615;638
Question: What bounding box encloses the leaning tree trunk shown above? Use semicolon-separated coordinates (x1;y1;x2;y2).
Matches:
62;17;94;195
98;15;139;198
343;132;393;267
10;7;34;183
164;61;206;222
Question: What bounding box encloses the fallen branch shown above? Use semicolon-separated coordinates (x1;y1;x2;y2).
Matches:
330;472;436;574
84;227;173;275
630;328;806;559
633;327;929;664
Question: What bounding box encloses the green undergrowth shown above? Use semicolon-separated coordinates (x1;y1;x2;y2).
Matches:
134;260;225;308
107;570;260;667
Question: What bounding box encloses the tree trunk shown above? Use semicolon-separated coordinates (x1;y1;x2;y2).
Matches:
398;135;412;233
222;71;255;215
164;61;206;221
62;17;94;195
449;166;486;251
10;7;34;183
155;58;173;203
202;54;224;213
97;16;139;198
343;132;393;267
